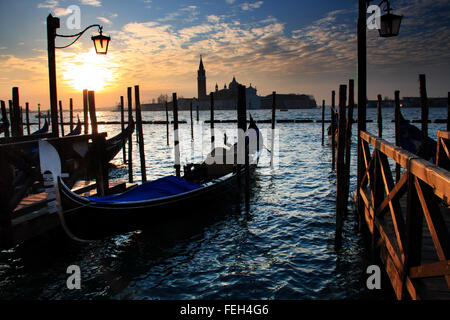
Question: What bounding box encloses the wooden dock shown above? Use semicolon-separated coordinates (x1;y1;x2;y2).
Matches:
358;130;449;299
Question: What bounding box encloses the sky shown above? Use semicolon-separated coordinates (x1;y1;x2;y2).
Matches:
0;0;449;110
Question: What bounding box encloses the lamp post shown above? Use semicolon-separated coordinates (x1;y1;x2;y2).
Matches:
46;14;110;136
356;0;402;215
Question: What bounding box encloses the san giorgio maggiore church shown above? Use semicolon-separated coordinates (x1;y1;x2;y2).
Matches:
140;56;316;111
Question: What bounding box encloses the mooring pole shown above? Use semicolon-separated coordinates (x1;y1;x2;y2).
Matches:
120;96;126;164
25;102;30;135
394;90;401;183
165;101;169;145
335;84;347;248
321;99;325;146
270;91;276;168
419;74;428;149
447;92;450;132
127;87;133;183
237;85;249;213
135;85;147;183
190;100;194;141
173;93;181;178
1;100;10;137
69;98;74;132
210;92;215;150
88;90;108;196
83;89;89;134
331;90;336;171
377;94;382;138
343;80;354;212
38;104;41;128
12;87;22;137
357;0;367;220
58;100;64;136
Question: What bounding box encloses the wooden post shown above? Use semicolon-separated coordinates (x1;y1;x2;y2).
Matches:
127;87;133;183
236;85;249;213
447;92;450;132
335;84;347;247
47;14;60;137
321;99;325;146
69;98;74;132
173;93;181;177
83;89;89;134
196;103;199;122
1;100;10;137
331;90;336;171
377;94;382;138
190;101;194;140
394;90;401;183
59;100;64;136
165;101;169;145
25;102;30;135
38;103;41;128
120;95;126;163
357;0;367;219
210;92;215;150
88;90;108;196
135;85;147;183
419;74;428;150
236;85;246;212
343;80;354;211
12;87;22;137
270;91;276;168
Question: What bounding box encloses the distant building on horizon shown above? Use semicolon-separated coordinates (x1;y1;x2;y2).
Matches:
138;56;317;111
366;96;448;108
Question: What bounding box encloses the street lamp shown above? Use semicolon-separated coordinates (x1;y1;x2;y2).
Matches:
46;14;110;136
378;0;403;37
356;0;401;215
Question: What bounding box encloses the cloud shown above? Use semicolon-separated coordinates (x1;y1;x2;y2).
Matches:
240;1;263;11
110;13;118;19
226;0;235;4
80;0;101;7
98;17;112;25
53;7;73;16
37;0;58;8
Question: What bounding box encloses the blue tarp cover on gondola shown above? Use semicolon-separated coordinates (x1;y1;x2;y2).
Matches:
87;175;202;203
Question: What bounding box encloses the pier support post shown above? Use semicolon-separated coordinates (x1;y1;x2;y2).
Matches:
237;85;249;213
343;80;354;212
127;87;133;183
38;104;41;128
12;87;23;137
173;93;181;178
190;101;194;141
135;85;147;183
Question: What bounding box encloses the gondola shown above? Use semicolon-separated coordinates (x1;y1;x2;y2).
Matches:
66;116;82;136
31;119;49;135
39;117;262;239
398;110;436;162
102;119;135;162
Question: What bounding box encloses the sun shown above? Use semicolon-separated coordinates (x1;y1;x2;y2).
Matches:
60;48;117;92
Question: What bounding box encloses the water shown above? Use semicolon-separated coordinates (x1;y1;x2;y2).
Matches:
0;107;447;299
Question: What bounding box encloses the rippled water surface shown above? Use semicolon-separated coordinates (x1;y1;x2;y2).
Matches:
0;107;447;299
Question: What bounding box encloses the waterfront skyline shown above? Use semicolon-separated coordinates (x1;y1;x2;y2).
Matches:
0;0;449;109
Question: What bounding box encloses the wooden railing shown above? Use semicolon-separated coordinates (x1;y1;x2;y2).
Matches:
359;130;450;300
436;131;450;171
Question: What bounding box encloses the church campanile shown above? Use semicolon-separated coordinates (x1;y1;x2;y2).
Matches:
197;55;206;99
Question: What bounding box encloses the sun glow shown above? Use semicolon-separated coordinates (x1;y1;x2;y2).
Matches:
60;49;118;92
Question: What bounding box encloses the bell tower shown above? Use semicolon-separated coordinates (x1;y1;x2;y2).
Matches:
197;55;206;99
